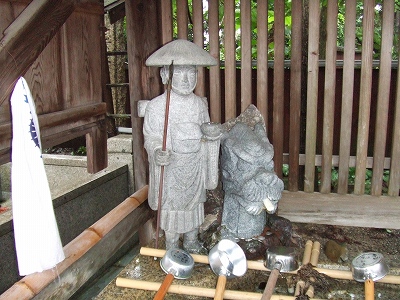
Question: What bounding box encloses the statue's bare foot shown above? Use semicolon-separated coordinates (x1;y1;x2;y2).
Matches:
183;239;208;255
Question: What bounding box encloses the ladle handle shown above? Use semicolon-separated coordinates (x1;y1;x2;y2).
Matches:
365;279;374;300
261;268;280;300
214;275;227;300
153;273;174;300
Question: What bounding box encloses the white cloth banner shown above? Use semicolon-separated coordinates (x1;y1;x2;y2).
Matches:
11;77;65;276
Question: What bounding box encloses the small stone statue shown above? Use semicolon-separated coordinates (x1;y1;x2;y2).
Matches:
220;120;284;240
140;39;221;254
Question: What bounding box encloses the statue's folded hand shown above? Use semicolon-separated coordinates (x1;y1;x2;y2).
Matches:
154;148;171;166
201;122;223;141
245;202;264;215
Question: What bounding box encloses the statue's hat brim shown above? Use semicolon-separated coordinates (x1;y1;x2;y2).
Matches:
146;39;217;67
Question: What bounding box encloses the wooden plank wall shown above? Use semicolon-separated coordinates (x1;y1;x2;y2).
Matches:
0;0;107;173
154;0;399;198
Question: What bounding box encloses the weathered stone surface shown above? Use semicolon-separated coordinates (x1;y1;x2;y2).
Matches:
220;105;284;239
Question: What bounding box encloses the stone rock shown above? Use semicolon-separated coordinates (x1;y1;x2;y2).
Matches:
220;105;284;239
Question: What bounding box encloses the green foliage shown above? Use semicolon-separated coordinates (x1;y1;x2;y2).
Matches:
282;165;391;195
282;164;289;177
71;146;87;156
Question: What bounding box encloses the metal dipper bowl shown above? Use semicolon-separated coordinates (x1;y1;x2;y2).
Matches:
153;248;194;300
261;246;298;300
351;252;389;300
208;239;247;300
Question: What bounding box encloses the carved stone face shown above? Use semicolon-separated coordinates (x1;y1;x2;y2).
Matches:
169;65;198;95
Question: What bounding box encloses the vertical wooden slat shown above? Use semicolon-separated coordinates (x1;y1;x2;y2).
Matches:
224;0;236;120
272;0;285;178
193;0;205;96
388;56;400;196
304;0;320;192
86;125;107;174
354;0;375;195
288;0;302;191
338;0;356;194
320;0;338;193
208;0;221;122
256;0;268;128
125;0;160;189
371;0;394;196
240;0;252;112
176;0;188;39
160;0;173;44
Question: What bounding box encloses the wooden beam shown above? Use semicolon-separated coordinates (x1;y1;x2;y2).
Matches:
0;103;106;150
0;0;78;106
282;153;391;170
278;191;400;229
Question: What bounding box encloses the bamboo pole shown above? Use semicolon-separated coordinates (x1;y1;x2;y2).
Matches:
140;247;400;285
115;277;326;300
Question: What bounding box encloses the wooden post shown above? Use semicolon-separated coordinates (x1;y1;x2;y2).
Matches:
86;124;108;174
125;0;162;190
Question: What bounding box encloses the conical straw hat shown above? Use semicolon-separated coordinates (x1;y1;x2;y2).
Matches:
146;39;217;66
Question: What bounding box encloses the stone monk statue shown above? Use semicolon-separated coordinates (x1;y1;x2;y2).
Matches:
139;39;221;254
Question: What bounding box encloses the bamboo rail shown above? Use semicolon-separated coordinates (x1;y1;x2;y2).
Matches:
0;186;150;300
116;277;326;300
140;247;400;285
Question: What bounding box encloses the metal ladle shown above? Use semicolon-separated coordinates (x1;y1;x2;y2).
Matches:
208;239;247;300
351;252;389;300
261;246;298;300
153;248;194;300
